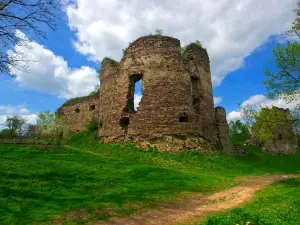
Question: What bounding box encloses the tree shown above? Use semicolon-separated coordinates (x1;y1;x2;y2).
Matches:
251;107;294;143
5;115;27;135
195;40;202;48
0;128;14;137
264;41;300;102
0;0;61;75
286;1;300;38
37;110;65;145
263;1;300;130
229;120;250;144
239;104;258;129
155;29;163;36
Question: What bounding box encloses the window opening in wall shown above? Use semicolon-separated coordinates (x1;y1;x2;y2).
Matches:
124;74;143;113
179;113;189;123
89;105;96;111
75;108;80;113
120;117;130;135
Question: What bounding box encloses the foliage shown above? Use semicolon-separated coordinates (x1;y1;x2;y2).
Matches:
201;178;300;225
263;1;300;131
0;128;15;137
286;1;300;38
89;84;100;97
155;28;163;36
1;135;300;224
85;120;99;132
239;104;258;129
251;107;294;143
264;41;300;102
37;110;64;144
0;0;61;75
181;40;205;55
195;40;202;47
5;115;27;135
229;120;250;144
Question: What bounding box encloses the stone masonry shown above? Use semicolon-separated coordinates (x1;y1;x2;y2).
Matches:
251;107;297;155
57;96;99;132
215;107;231;153
58;35;231;151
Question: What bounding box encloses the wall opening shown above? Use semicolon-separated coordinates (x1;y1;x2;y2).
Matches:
191;76;200;112
124;74;143;113
75;108;80;113
89;105;96;111
179;113;189;123
120;117;130;135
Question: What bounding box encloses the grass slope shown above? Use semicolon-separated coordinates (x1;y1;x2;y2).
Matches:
201;178;300;225
0;132;300;224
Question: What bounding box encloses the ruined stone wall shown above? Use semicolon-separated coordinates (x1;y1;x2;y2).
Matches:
99;35;199;141
252;107;297;155
215;107;231;152
59;35;230;151
57;96;99;132
183;44;217;143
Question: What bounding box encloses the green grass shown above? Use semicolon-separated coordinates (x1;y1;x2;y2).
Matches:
0;132;300;224
201;178;300;225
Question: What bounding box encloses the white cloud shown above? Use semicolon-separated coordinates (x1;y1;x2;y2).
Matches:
227;110;242;122
241;94;299;109
66;0;296;85
9;31;98;99
227;94;300;122
134;93;143;111
0;105;37;130
214;96;223;105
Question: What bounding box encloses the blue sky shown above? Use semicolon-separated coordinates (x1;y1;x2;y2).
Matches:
0;0;298;128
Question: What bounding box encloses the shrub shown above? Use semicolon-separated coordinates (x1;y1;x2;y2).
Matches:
86;120;99;132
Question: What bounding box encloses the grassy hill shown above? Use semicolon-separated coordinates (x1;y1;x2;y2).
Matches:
1;132;300;224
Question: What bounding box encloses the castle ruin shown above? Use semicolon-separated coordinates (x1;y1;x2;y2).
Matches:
57;35;231;152
251;107;297;155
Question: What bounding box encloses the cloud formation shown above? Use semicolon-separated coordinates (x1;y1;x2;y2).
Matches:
214;96;223;105
9;31;98;99
66;0;296;85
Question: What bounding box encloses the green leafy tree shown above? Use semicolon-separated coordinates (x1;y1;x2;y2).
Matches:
264;41;300;102
286;1;300;38
37;110;64;145
229;120;250;144
155;29;163;36
263;1;300;132
5;116;27;135
195;40;202;47
0;128;15;137
251;107;294;143
239;104;258;129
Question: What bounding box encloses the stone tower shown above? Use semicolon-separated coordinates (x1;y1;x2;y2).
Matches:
58;35;231;151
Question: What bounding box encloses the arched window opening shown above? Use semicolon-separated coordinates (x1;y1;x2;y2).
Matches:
75;108;80;113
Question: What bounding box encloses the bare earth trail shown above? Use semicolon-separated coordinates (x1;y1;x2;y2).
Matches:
100;174;299;225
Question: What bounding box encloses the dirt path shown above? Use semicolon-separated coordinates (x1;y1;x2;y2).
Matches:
100;174;299;225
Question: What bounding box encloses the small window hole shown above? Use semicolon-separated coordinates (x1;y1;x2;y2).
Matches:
179;113;189;123
89;105;96;111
